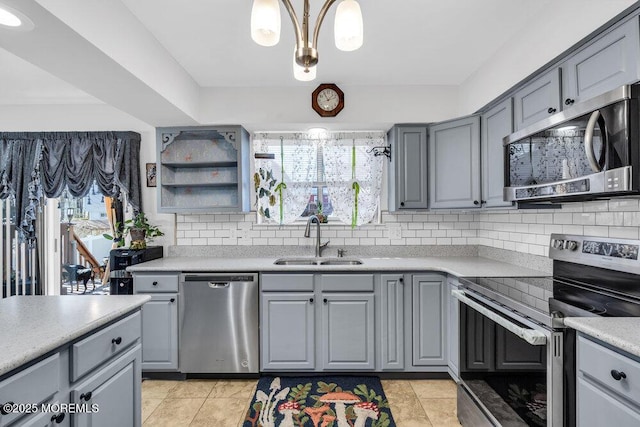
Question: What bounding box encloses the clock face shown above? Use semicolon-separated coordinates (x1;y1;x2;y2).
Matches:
311;83;344;117
317;88;340;111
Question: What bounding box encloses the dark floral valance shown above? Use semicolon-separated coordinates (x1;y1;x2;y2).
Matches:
0;131;142;239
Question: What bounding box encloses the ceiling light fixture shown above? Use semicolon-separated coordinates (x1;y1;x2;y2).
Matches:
251;0;363;81
0;7;21;27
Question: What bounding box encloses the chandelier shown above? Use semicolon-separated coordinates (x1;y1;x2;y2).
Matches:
250;0;363;81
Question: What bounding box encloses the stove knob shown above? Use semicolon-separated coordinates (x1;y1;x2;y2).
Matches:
552;239;564;249
566;240;579;251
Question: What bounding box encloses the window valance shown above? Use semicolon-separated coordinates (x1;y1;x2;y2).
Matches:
0;131;142;239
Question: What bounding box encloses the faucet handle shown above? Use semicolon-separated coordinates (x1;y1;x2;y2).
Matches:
337;249;346;258
320;240;330;249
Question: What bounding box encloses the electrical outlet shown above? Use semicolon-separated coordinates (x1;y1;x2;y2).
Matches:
238;228;249;239
229;228;238;239
388;225;402;240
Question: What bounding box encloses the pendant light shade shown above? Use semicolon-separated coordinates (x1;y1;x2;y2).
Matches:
293;47;317;81
0;7;21;27
334;0;363;51
251;0;281;47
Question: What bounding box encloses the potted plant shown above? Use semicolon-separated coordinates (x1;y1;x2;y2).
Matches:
103;212;164;249
316;200;328;223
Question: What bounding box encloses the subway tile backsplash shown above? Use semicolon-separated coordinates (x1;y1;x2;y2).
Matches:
175;199;640;257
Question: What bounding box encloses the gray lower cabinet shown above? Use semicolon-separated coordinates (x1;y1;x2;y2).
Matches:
260;292;315;370
447;278;460;381
71;344;142;427
379;274;405;370
577;333;640;426
513;68;561;131
428;116;481;209
321;293;375;370
563;16;640;106
387;125;428;210
133;272;179;371
411;274;446;366
140;295;178;370
481;98;513;208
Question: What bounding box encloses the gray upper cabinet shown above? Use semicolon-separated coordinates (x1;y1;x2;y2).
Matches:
388;125;428;210
411;274;446;366
429;116;481;209
379;274;405;370
481;98;514;208
321;293;375;370
513;68;562;131
156;126;250;213
563;16;640;106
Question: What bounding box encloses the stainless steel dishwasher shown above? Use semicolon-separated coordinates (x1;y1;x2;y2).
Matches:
179;273;259;373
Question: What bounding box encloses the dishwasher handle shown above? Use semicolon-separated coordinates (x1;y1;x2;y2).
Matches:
208;282;230;289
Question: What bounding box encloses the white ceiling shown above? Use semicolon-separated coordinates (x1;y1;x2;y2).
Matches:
0;0;637;126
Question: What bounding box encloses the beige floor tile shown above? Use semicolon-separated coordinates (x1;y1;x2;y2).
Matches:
190;397;249;426
143;398;205;427
419;398;461;427
387;394;428;421
395;417;434;427
142;398;164;423
382;379;419;399
410;380;457;399
142;380;180;399
166;380;217;399
209;379;257;399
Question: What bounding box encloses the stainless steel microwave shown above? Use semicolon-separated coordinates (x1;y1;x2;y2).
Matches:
503;84;640;202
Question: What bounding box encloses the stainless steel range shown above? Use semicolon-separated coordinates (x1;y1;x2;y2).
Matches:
454;233;640;426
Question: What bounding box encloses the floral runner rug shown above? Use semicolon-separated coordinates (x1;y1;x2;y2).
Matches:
243;376;395;427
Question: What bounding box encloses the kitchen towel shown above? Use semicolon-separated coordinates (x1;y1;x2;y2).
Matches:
243;375;395;427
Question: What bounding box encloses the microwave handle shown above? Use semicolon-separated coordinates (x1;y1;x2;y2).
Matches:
452;290;547;346
585;110;603;173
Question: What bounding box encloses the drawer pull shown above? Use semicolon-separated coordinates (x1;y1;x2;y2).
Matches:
170;298;176;303
51;413;65;424
80;392;93;401
152;281;158;286
611;369;627;381
0;402;14;415
112;337;122;345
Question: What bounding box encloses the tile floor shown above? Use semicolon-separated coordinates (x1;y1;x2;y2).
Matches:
141;378;461;427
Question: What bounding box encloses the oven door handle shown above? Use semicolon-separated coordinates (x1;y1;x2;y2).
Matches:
452;290;547;346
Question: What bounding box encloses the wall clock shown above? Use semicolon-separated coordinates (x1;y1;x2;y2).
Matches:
312;83;344;117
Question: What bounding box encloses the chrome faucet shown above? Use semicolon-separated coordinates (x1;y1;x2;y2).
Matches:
304;215;330;257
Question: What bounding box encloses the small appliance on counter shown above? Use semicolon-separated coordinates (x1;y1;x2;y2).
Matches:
109;246;163;294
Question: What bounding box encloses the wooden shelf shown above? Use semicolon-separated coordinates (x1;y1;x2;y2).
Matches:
161;182;238;188
161;161;238;169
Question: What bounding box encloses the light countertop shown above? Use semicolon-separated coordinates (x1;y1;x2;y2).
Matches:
0;295;150;378
127;255;549;278
564;317;640;359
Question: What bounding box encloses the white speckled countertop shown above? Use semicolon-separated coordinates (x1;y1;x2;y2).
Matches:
127;256;548;277
564;317;640;358
0;295;150;378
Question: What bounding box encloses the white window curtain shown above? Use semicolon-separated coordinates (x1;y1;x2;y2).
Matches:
253;133;317;224
323;132;385;227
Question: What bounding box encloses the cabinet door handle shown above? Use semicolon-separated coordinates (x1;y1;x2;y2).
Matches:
80;391;93;401
51;413;65;424
400;202;405;207
323;298;328;304
399;277;404;283
0;402;14;415
565;98;575;106
547;107;557;114
309;298;314;303
473;200;480;205
152;281;158;286
611;370;627;381
112;337;122;345
170;298;175;303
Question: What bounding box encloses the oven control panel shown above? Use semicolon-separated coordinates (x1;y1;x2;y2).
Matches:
550;233;640;274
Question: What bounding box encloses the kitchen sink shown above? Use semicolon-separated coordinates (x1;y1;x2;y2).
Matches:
273;257;363;266
273;258;319;265
319;258;363;265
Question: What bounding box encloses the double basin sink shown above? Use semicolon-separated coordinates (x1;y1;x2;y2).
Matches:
274;257;363;266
